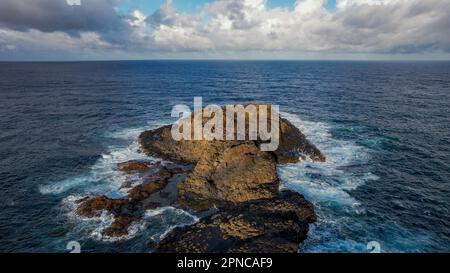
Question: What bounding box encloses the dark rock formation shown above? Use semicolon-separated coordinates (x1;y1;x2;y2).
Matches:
127;165;173;202
75;163;186;238
138;107;325;212
177;142;279;211
117;160;155;173
76;195;130;218
74;105;324;252
275;118;326;164
139;112;325;166
103;216;140;238
155;190;316;253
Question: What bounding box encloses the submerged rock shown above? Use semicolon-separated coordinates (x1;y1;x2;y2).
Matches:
155;190;315;253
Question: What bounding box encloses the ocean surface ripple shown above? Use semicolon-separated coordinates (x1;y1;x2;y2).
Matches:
0;61;449;252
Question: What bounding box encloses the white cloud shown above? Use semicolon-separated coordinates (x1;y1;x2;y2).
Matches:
1;0;450;59
149;0;450;52
140;0;450;55
66;0;81;6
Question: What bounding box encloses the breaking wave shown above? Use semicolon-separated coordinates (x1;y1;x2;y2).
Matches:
279;112;379;252
40;120;200;243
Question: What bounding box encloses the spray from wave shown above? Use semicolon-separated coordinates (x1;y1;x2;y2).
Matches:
39;127;152;196
279;112;378;205
279;112;379;252
63;195;197;243
41;111;380;249
39;120;201;243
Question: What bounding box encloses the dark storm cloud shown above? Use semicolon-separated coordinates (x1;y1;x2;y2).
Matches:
0;0;128;37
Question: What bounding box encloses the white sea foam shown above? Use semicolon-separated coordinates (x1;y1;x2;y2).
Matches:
38;124;168;196
39;176;91;195
49;112;380;247
39;141;146;195
93;206;199;243
299;225;368;253
279;112;378;206
279;112;380;253
50;119;199;243
62;195;198;242
62;195;123;242
144;207;199;242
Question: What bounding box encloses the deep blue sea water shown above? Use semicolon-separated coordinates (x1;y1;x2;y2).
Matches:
0;61;449;253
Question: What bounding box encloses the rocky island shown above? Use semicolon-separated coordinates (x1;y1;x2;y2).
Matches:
76;106;325;252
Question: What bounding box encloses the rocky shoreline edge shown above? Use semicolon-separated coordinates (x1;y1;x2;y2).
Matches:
75;107;325;252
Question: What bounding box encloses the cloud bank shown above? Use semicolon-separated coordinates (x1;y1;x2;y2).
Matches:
0;0;449;60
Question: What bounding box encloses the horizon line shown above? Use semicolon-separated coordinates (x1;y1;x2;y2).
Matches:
2;59;450;63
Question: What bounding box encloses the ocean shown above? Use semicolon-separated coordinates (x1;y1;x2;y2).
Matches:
0;61;449;252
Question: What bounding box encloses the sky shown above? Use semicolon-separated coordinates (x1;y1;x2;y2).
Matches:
0;0;449;61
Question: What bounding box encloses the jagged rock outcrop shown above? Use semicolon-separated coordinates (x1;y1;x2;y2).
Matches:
275;118;325;163
155;190;316;253
75;163;186;238
74;105;324;252
138;107;324;211
177;142;279;211
117;160;155;173
139;110;325;166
